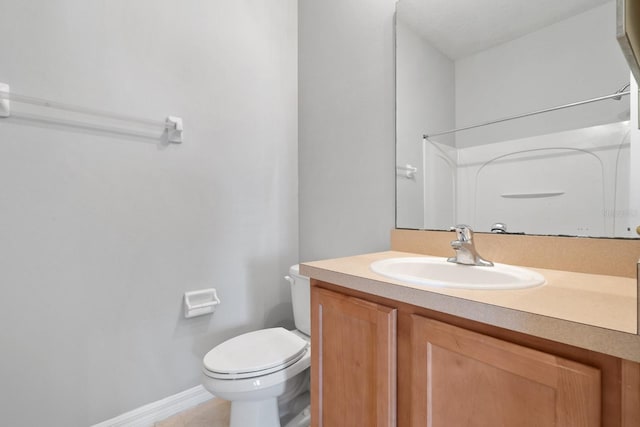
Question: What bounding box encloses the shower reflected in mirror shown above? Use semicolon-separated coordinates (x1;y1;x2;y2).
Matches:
395;0;640;238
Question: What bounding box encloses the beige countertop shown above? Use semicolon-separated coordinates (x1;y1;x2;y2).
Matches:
301;250;640;363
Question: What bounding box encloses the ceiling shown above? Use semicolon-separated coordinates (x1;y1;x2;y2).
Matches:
397;0;613;60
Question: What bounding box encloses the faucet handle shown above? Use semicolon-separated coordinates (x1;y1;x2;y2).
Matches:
450;224;473;242
491;222;507;233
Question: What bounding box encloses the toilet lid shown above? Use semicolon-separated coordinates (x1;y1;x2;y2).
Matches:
203;327;308;378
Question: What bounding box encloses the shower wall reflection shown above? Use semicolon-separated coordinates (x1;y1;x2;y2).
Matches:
396;0;640;237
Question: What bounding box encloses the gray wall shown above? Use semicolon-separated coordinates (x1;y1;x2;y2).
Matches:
395;17;455;229
0;1;298;425
298;0;396;262
455;1;629;148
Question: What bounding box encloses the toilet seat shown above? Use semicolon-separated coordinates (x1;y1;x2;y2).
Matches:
203;327;309;380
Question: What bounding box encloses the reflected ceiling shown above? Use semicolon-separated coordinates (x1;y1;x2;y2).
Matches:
398;0;612;59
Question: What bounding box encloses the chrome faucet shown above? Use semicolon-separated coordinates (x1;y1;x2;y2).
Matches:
447;225;494;267
490;222;507;233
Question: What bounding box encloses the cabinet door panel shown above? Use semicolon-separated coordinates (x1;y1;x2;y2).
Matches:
409;315;601;427
622;360;640;426
311;287;397;427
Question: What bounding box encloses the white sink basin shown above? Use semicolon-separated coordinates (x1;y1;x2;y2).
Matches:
370;257;545;290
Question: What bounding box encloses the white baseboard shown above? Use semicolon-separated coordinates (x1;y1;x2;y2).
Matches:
91;385;215;427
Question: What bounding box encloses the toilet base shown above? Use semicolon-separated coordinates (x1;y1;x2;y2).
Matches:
283;404;311;427
229;398;279;427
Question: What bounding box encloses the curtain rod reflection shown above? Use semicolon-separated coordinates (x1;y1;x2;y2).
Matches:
423;84;631;139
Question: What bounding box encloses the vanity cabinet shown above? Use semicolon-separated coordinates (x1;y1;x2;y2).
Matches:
311;282;640;427
311;287;397;427
407;314;600;426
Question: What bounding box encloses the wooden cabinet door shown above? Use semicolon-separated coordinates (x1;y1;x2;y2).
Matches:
311;286;397;427
408;315;601;427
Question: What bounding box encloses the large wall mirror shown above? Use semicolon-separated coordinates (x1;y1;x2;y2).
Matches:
396;0;640;238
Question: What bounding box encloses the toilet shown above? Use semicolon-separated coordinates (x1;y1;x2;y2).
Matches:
202;265;311;427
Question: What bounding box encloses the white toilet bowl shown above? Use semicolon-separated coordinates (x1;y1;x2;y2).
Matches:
202;328;310;427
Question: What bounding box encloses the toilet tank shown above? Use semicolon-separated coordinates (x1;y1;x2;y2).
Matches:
287;265;310;336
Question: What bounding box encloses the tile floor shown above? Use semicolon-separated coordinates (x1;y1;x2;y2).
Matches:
155;398;230;427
